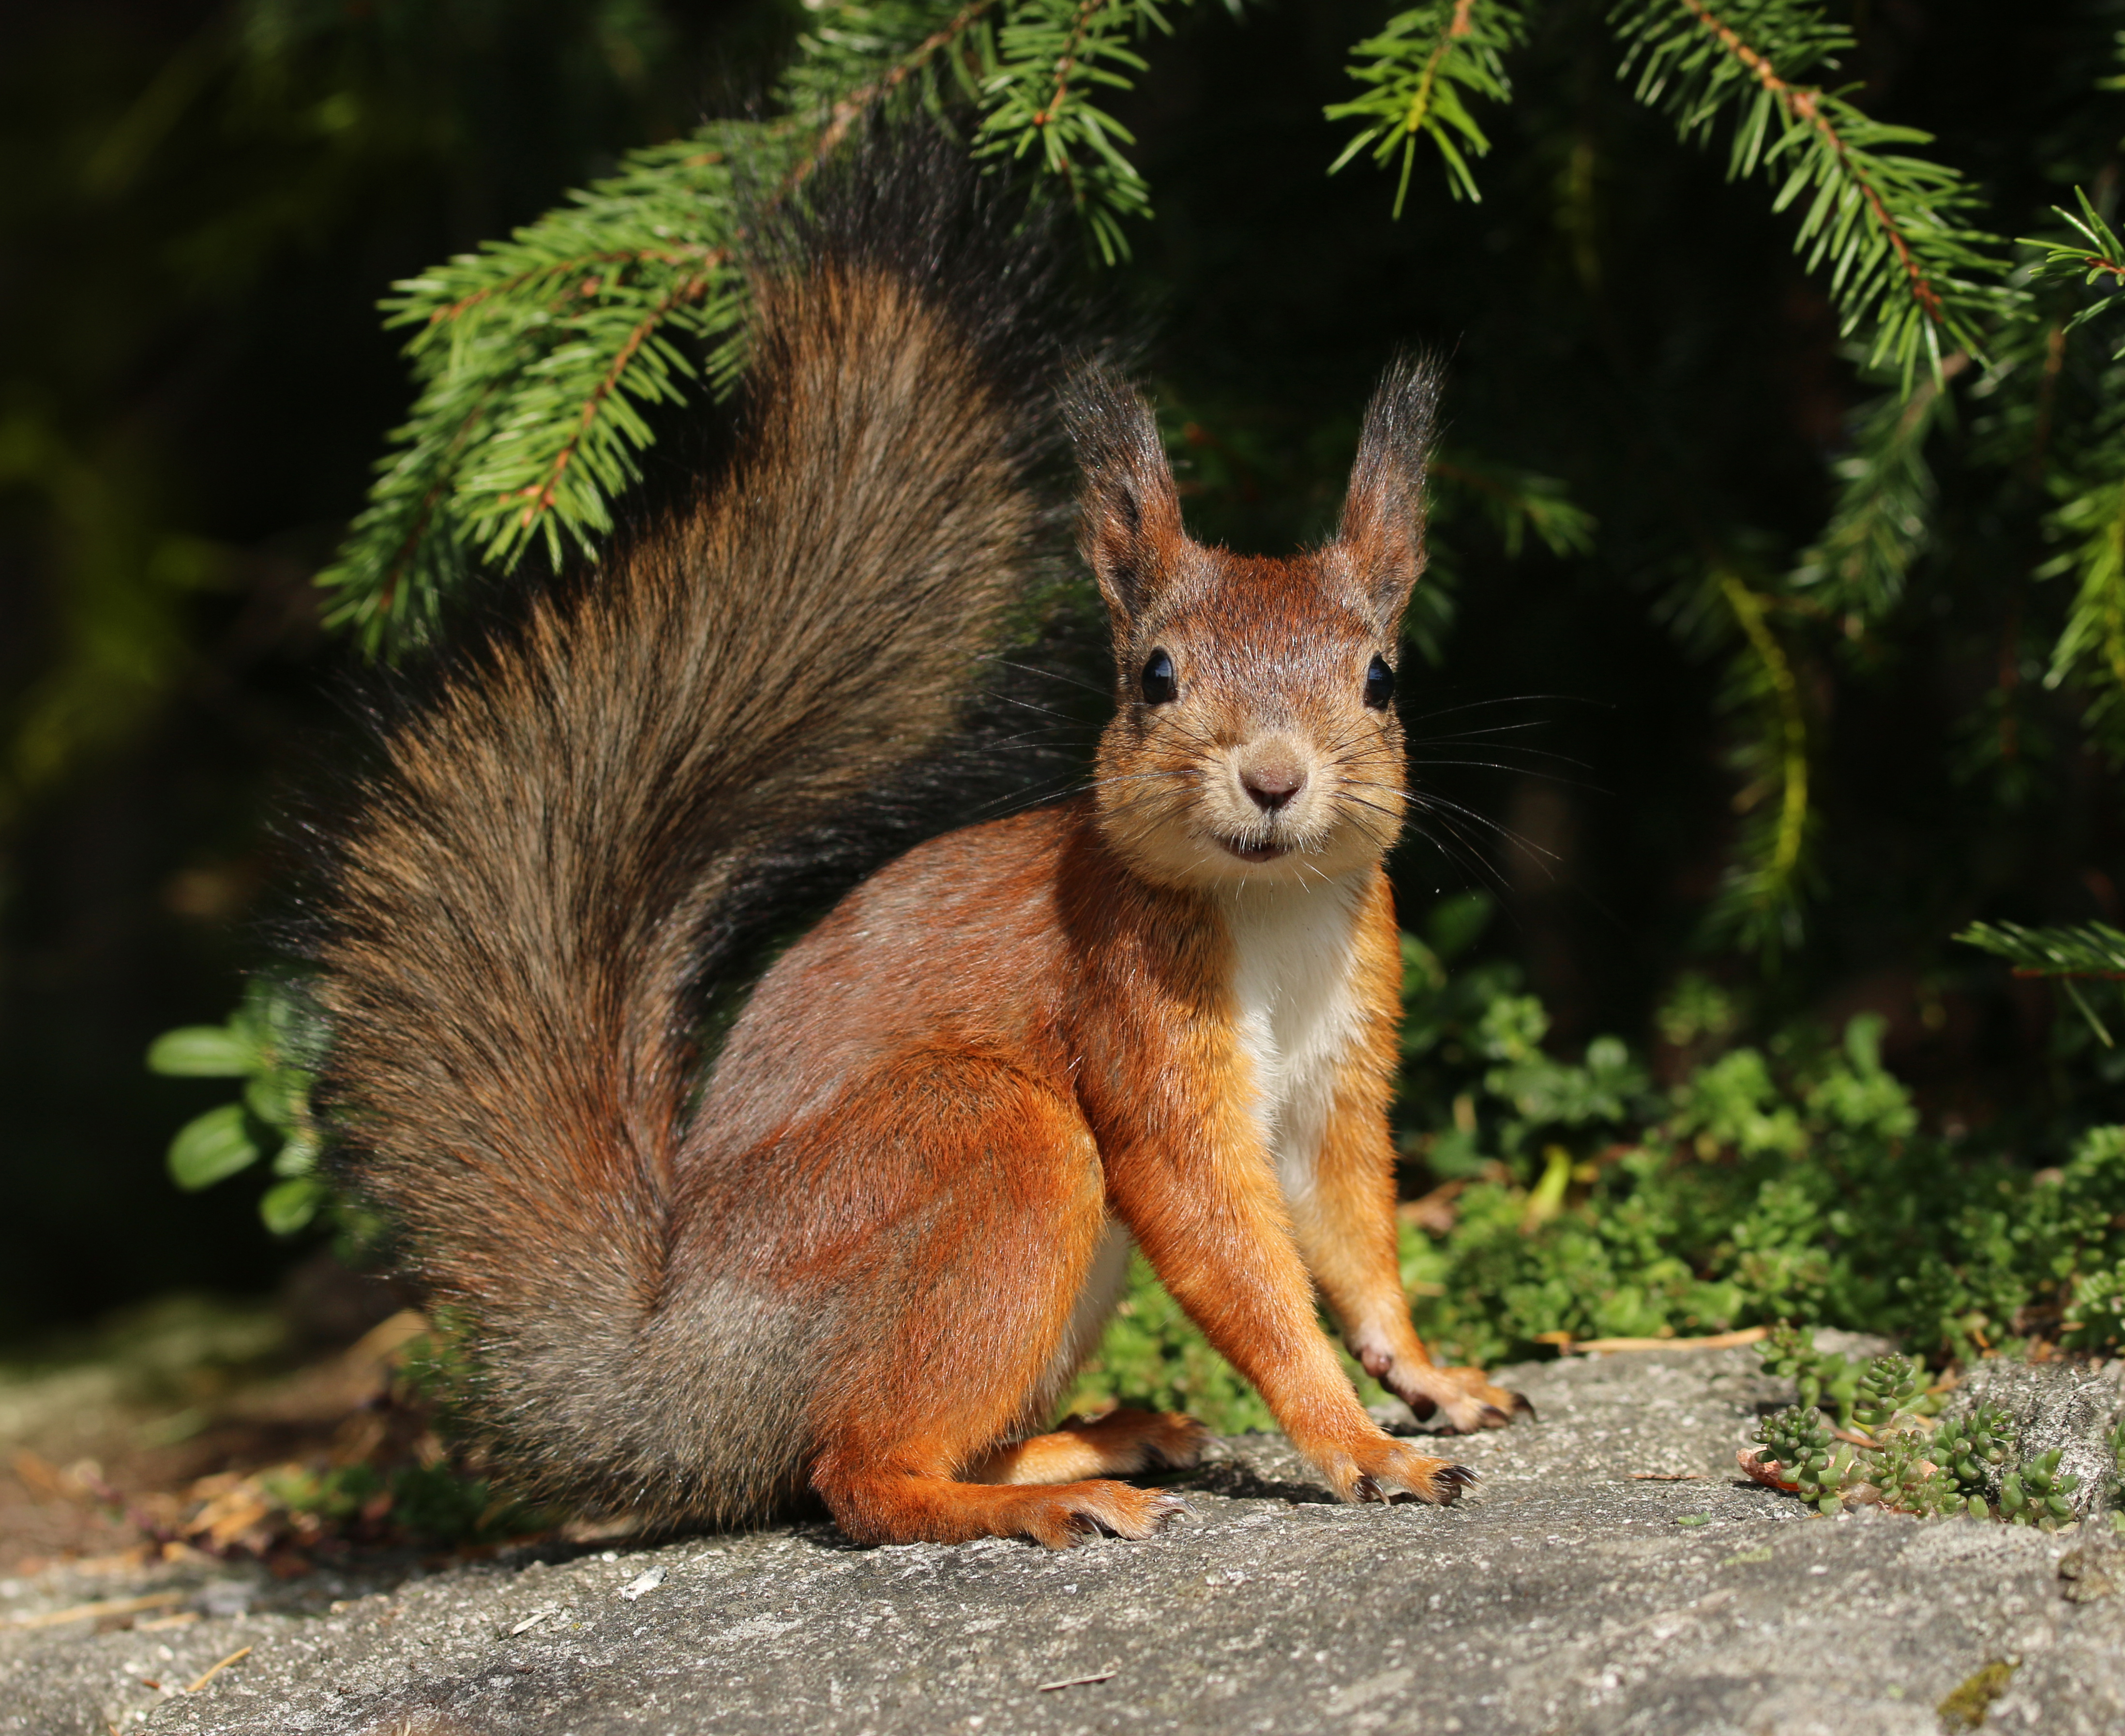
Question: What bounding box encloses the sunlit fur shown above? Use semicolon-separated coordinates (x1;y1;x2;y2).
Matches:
317;138;1526;1555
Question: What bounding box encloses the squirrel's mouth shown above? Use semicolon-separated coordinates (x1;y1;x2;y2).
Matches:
1220;837;1289;863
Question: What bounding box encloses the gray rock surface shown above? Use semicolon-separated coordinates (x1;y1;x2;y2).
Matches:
6;1342;2123;1736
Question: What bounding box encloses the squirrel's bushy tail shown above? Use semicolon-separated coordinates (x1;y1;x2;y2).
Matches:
315;133;1071;1521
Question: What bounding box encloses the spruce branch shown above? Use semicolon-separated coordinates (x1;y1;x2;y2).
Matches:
780;0;1008;166
1959;920;2125;1045
1327;0;1529;211
1419;451;1596;665
316;0;1213;650
316;122;775;647
1788;353;1965;623
973;0;1198;264
1610;0;2007;387
2038;400;2125;761
1958;920;2125;980
2022;189;2125;358
476;261;737;571
1428;454;1596;559
1706;567;1812;957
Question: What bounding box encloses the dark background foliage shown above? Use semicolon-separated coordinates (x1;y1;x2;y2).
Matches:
4;0;2119;1337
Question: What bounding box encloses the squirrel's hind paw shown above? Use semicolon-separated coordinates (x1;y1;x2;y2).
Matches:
1035;1483;1191;1549
1394;1363;1531;1434
1100;1407;1211;1472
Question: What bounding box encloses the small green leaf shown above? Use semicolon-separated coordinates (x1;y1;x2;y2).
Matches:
260;1176;326;1236
245;1067;312;1131
147;1026;256;1077
167;1103;264;1190
272;1125;321;1177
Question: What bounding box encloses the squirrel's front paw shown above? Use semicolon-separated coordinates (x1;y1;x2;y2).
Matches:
1319;1436;1476;1506
1387;1361;1534;1434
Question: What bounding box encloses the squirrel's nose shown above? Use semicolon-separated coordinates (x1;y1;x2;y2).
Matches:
1241;760;1306;812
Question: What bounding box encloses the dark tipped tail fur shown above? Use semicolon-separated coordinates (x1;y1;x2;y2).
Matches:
316;133;1074;1522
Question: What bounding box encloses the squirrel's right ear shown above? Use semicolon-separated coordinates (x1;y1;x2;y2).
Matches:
1337;352;1443;630
1063;365;1187;623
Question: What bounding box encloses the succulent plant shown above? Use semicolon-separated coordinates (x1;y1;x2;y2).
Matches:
1852;1354;1926;1432
1755;1405;1855;1514
1761;1325;1864;1427
1931;1402;2017;1502
1998;1448;2080;1530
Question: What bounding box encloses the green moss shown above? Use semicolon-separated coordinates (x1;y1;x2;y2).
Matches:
1939;1660;2018;1730
1390;924;2125;1367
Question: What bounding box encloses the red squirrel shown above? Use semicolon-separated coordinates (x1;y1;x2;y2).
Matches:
316;132;1526;1550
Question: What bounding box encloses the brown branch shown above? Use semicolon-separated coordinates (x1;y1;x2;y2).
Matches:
2028;320;2067;485
1020;0;1108;215
1398;0;1478;140
513;259;727;530
1673;0;1941;321
1033;0;1111;129
806;0;1002;180
1996;586;2022;766
428;243;724;329
2011;967;2125;981
1892;347;1967;438
1425;456;1517;498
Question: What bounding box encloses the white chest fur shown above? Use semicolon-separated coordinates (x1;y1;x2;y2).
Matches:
1221;876;1368;1207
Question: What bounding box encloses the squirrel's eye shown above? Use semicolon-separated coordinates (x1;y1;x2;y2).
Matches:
1141;649;1178;706
1364;654;1396;711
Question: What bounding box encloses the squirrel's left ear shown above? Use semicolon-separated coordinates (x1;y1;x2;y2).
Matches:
1336;352;1442;630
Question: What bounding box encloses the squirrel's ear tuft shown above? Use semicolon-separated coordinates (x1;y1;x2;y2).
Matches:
1063;364;1186;623
1337;352;1442;629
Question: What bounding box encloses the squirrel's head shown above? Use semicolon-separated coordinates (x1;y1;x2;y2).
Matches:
1066;357;1439;891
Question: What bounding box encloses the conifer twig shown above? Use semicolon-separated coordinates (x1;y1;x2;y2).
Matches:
1722;574;1806;873
1611;0;2007;387
2022;189;2125;356
1670;0;1935;317
1789;353;1966;622
504;258;727;544
805;0;1004;173
1327;0;1527;210
316;0;1216;648
1959;919;2125;1044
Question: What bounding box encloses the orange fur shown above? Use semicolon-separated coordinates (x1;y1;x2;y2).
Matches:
967;1410;1209;1486
320;156;1516;1548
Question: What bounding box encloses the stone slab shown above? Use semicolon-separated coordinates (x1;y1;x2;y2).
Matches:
6;1343;2120;1736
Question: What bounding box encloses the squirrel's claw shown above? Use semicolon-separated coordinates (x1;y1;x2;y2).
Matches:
1336;1440;1476;1507
1035;1481;1191;1548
